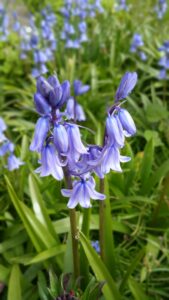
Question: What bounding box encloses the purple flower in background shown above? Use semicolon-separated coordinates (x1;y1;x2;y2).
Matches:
61;177;105;208
60;0;103;49
115;0;129;11
154;0;167;19
74;80;90;96
0;118;24;171
157;40;169;79
7;154;24;171
130;33;147;61
0;5;9;41
91;240;100;253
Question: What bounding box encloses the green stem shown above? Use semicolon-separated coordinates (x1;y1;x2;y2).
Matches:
64;167;80;279
80;208;91;289
99;178;105;261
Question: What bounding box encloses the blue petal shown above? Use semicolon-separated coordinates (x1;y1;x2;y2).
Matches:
54;124;69;153
34;93;51;115
118;108;136;136
30;117;50;152
115;72;138;102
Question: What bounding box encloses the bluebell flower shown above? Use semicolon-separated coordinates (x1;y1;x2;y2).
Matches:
157;40;169;79
74;80;90;96
7;154;24;171
159;69;167;79
154;0;167;19
12;12;20;32
101;145;130;174
0;140;14;156
0;5;9;41
66;98;86;121
118;108;136;136
139;51;147;61
30;117;50;152
130;34;144;52
34;93;51;115
61;177;105;208
115;72;138;102
66;123;87;161
106;115;124;147
91;240;100;253
36;75;70;109
130;34;147;61
35;144;64;180
0;117;7;132
54;124;69;154
30;72;136;209
115;0;129;11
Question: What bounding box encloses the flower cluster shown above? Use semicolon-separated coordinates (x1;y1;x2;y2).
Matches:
17;6;57;77
0;118;24;171
115;0;129;11
154;0;167;19
130;33;147;61
158;40;169;79
0;4;9;41
30;72;137;209
60;0;104;49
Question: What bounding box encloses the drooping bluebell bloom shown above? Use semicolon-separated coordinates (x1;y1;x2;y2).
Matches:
12;12;20;32
74;80;90;96
54;124;69;154
130;34;147;61
0;5;9;41
0;140;14;156
118;108;136;136
115;72;137;102
61;176;105;208
66;123;87;161
115;0;129;11
0;117;7;132
7;154;24;171
154;0;167;19
87;72;137;177
157;40;169;79
30;117;50;152
101;145;130;174
106;115;124;147
35;144;64;180
0;118;24;171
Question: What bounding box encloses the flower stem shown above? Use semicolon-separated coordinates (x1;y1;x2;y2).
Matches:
63;167;80;279
99;178;105;260
80;207;91;288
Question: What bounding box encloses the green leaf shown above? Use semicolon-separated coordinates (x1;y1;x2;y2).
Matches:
128;277;149;300
0;265;10;283
8;265;22;300
29;173;59;242
120;247;145;292
145;103;168;123
99;178;117;277
145;160;169;194
25;245;65;265
140;139;154;194
79;232;122;300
